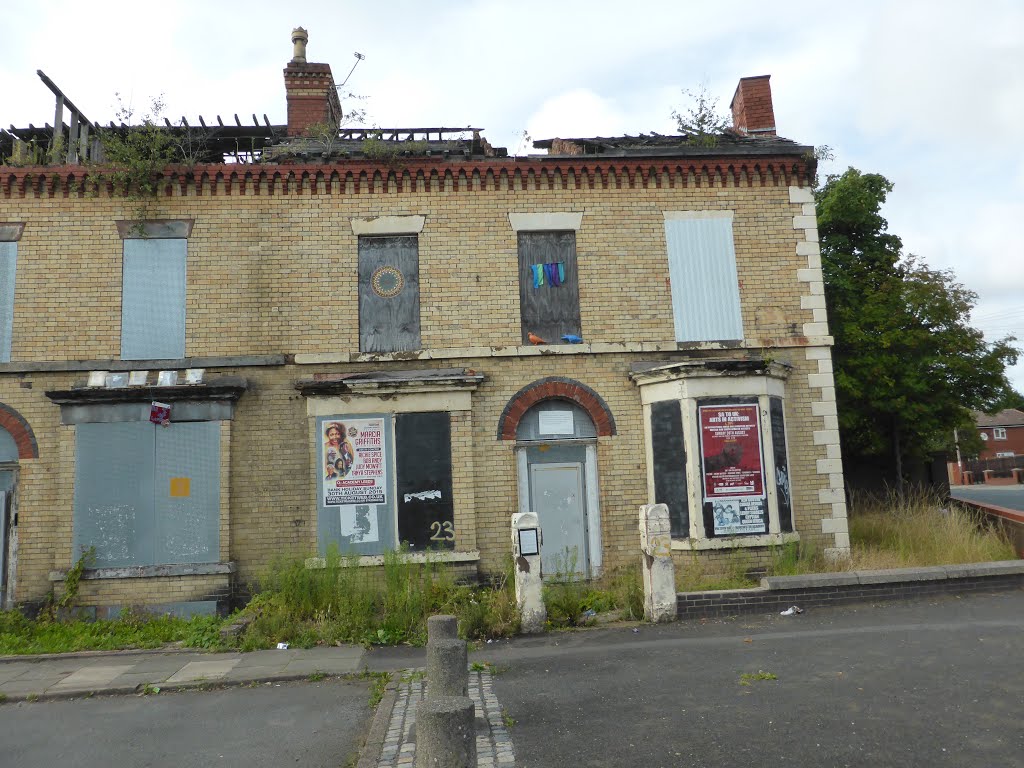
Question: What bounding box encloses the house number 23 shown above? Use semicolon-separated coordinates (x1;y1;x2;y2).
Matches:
429;521;455;541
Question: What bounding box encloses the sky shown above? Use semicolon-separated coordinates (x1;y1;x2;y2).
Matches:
2;0;1022;392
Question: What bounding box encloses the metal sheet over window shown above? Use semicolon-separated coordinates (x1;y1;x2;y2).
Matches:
121;238;186;360
358;236;420;353
74;422;155;566
73;421;220;567
316;413;397;557
0;242;16;362
154;422;220;564
664;215;743;342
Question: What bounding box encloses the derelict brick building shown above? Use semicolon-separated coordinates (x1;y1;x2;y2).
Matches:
0;30;848;614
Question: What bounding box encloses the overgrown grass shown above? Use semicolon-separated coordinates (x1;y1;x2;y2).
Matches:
235;547;520;650
0;609;224;655
847;491;1015;568
673;490;1016;592
3;492;1014;654
543;562;644;628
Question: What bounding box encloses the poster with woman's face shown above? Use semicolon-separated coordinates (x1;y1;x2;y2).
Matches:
321;418;387;508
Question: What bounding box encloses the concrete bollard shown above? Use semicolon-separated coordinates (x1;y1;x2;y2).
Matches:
415;695;477;768
426;638;468;698
511;511;546;633
639;504;677;623
427;614;459;643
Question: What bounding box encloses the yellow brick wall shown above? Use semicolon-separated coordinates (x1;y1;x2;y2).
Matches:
0;166;838;607
0;174;810;360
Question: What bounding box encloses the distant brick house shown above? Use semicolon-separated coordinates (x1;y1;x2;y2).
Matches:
974;409;1024;460
0;30;848;615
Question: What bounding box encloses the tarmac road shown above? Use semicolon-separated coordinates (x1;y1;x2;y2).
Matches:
0;678;373;768
952;484;1024;513
480;590;1024;768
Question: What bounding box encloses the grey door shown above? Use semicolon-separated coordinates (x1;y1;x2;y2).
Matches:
529;462;588;578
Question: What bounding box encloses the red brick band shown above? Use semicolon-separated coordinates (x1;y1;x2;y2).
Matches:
0;403;38;459
498;377;615;440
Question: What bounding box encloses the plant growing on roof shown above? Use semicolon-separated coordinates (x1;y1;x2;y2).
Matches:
671;84;731;147
93;94;178;232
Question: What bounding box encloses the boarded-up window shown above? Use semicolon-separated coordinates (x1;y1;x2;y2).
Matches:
316;411;457;556
650;400;689;537
396;412;454;551
73;421;220;567
0;242;16;362
664;213;743;342
518;231;581;343
359;236;420;353
770;397;793;533
121;238;187;360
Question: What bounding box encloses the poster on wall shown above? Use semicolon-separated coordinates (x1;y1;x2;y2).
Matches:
698;404;768;536
322;418;388;509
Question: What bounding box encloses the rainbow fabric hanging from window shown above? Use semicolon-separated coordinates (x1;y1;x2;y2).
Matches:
532;262;565;288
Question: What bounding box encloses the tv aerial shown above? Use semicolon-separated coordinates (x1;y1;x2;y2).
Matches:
336;52;365;89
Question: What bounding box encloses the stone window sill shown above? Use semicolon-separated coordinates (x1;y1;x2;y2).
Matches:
672;532;800;551
49;562;235;581
305;550;480;568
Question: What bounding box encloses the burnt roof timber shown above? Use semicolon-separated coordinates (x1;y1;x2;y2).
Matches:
36;70;96;129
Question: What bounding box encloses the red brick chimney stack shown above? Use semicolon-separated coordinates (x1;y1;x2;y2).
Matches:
730;75;776;136
284;27;343;137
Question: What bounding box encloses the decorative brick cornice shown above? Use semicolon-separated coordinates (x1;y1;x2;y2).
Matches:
0;154;813;199
0;403;38;459
498;377;616;440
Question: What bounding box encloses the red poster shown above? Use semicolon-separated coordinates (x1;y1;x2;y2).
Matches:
699;404;764;498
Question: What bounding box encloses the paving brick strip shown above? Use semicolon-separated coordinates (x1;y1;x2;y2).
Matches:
372;668;515;768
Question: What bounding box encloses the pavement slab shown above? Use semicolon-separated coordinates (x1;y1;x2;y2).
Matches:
49;664;136;691
164;658;240;684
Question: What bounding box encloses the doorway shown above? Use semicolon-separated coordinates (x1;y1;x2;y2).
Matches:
0;469;15;609
515;401;602;579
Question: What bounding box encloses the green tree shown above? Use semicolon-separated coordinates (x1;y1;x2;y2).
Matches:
816;168;1019;495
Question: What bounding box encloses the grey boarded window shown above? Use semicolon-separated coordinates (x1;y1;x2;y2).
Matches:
73;421;220;567
664;213;743;342
650;400;689;538
358;236;420;353
0;242;16;362
518;231;581;344
121;238;186;360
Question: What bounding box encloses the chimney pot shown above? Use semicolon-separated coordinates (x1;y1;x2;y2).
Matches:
291;27;308;64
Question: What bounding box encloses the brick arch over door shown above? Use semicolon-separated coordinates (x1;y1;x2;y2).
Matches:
0;403;38;459
498;377;616;440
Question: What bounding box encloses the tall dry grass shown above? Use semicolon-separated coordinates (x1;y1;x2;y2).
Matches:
846;490;1015;569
